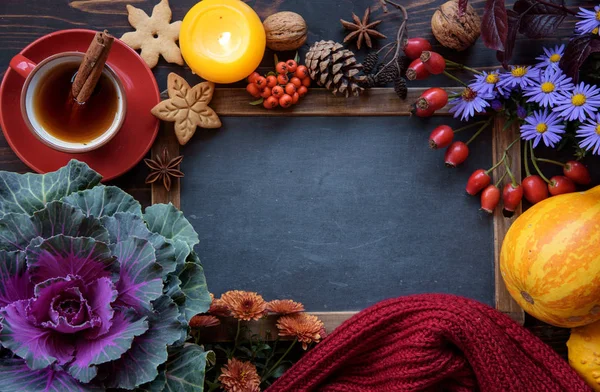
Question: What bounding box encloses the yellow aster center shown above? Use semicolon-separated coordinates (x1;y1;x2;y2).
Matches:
541;82;555;93
572;93;587;106
536;123;548;133
511;67;527;77
596;10;600;20
596;124;600;135
549;53;561;62
485;74;499;84
594;27;600;35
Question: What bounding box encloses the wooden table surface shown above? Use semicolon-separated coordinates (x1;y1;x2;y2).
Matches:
0;0;593;358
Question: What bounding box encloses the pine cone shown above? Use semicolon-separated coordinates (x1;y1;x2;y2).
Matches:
305;40;367;97
360;74;378;88
377;65;399;84
363;52;379;74
394;77;408;100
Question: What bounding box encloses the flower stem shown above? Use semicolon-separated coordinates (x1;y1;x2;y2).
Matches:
529;141;551;183
534;0;577;15
523;141;531;177
504;157;518;187
534;157;566;168
232;319;241;357
495;170;508;188
444;59;483;75
486;137;519;174
453;121;486;133
442;70;469;87
465;117;493;145
262;339;297;382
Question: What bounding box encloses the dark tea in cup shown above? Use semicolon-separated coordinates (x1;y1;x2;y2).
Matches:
33;61;119;144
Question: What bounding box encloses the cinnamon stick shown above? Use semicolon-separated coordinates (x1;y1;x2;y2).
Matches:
72;30;114;104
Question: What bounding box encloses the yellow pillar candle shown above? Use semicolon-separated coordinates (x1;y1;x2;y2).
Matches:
180;0;266;84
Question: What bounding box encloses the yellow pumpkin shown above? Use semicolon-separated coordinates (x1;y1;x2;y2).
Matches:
568;321;600;390
500;186;600;328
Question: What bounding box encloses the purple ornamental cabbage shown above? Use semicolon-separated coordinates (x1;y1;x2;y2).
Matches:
0;160;211;391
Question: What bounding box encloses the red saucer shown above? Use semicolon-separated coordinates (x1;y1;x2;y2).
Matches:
0;29;160;181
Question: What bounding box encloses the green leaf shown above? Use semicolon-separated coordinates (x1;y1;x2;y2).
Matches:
294;51;300;63
100;296;186;389
144;204;199;250
178;252;211;320
62;185;142;218
0;160;101;218
162;345;210;392
0;201;109;251
249;98;264;105
274;53;279;65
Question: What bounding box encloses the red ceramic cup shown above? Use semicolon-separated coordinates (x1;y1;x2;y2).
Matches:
10;52;127;153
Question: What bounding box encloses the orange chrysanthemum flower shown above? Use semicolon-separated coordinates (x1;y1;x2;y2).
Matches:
219;358;261;392
189;314;220;328
208;293;231;317
276;313;324;350
266;299;305;315
220;290;267;321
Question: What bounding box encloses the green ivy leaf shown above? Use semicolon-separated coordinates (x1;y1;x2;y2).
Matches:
250;98;265;105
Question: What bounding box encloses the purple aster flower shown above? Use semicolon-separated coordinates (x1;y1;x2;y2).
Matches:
523;68;574;107
554;82;600;121
498;66;539;90
520;109;565;148
576;6;600;34
491;99;503;111
448;87;490;121
468;71;503;98
534;45;565;70
516;105;528;119
576;113;600;154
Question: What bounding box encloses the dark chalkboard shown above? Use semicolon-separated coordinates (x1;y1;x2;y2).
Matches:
181;116;495;311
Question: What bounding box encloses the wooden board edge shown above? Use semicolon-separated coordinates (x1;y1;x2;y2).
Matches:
492;116;525;325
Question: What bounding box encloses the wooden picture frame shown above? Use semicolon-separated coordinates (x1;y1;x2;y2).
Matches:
151;87;525;337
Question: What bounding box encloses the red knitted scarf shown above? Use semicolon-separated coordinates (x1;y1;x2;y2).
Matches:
268;294;590;392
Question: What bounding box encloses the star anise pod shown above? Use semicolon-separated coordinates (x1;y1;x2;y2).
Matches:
340;7;387;50
144;147;184;192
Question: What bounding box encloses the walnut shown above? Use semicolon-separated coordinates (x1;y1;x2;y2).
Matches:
431;0;481;51
263;11;308;51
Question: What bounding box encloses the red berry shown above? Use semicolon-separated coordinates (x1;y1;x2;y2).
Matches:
502;183;523;216
286;59;298;73
285;83;296;95
297;86;308;97
416;87;448;111
247;72;260;83
564;161;591;185
429;125;454;149
466;169;491;196
260;87;272;98
413;105;435;118
295;65;309;79
302;77;311;87
548;175;576;196
480;185;501;214
279;94;293;108
290;77;302;88
263;96;279;109
246;83;261;98
292;92;300;104
522;175;549;204
402;37;432;60
277;74;289;85
420;51;446;75
272;85;284;98
266;75;277;88
444;142;469;168
255;76;267;90
406;59;430;81
276;62;288;74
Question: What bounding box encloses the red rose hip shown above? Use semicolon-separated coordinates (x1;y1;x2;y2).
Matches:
466;169;491;195
417;87;448;111
406;59;430;81
420;51;446;75
502;183;523;216
480;185;501;214
444;142;469;167
548;175;576;195
563;161;591;185
522;175;549;204
402;38;432;60
429;125;454;149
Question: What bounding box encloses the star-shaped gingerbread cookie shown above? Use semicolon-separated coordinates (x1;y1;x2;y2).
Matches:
151;73;222;145
121;0;183;68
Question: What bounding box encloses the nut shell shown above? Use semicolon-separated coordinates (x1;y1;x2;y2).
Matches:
263;11;308;51
431;0;481;51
